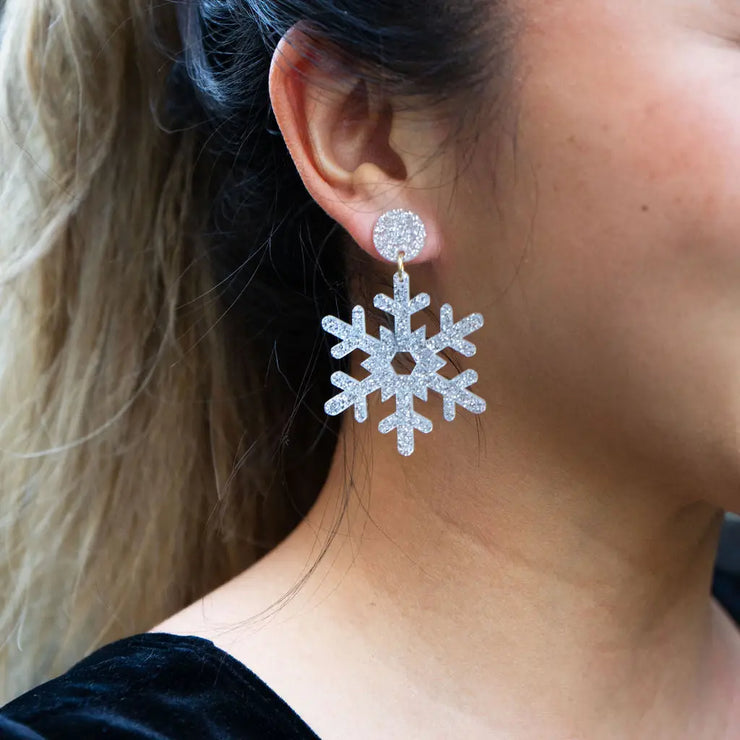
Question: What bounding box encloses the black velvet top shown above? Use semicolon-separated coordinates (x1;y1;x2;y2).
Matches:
2;522;739;739
0;632;321;739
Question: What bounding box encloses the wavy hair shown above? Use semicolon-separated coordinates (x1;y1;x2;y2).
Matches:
0;0;512;700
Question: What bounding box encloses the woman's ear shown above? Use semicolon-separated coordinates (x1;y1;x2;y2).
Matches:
268;28;444;263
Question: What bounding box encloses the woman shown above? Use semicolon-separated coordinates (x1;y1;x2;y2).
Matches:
1;0;739;736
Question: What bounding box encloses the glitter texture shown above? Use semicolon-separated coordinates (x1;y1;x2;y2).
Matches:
321;271;486;456
372;209;427;263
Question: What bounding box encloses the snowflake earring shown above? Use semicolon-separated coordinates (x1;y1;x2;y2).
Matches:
321;209;486;456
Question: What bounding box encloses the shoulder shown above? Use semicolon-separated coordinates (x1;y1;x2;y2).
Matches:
1;633;319;739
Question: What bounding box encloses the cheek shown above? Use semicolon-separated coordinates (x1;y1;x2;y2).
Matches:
479;13;740;496
522;55;740;340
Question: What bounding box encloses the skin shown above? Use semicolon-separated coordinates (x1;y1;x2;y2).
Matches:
154;1;740;737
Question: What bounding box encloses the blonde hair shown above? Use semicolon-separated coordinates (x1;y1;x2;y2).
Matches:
0;0;509;703
0;0;322;700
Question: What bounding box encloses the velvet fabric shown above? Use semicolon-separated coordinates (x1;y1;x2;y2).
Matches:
0;633;320;739
1;544;739;739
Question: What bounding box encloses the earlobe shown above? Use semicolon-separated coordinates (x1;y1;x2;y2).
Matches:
268;28;443;264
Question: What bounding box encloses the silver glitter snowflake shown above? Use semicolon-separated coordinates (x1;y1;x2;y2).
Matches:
321;271;486;456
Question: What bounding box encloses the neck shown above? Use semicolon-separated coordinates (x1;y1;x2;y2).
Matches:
286;402;737;737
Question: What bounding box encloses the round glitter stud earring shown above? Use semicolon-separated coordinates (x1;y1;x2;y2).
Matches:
321;209;486;456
